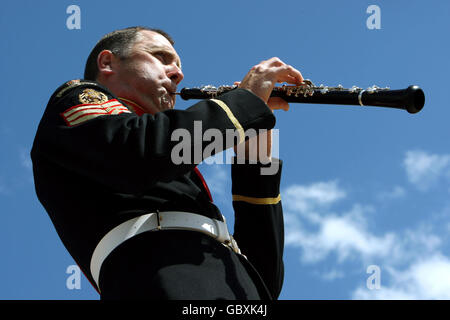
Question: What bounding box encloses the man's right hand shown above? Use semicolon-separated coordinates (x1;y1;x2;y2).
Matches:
238;57;304;111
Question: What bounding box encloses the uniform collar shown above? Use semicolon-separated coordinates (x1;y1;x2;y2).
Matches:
119;97;146;116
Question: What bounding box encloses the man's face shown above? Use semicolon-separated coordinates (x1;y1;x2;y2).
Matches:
108;30;184;114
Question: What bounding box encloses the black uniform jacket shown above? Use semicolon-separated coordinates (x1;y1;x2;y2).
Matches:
31;80;285;299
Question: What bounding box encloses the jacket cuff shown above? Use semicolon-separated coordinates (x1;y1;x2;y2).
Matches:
231;158;283;199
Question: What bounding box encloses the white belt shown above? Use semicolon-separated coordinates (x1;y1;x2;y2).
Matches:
90;211;241;289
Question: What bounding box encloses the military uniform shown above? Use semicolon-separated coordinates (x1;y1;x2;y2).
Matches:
31;80;285;300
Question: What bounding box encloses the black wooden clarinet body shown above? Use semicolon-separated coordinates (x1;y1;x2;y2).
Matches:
176;81;425;114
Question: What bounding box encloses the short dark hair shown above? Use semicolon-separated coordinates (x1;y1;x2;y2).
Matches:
84;26;174;80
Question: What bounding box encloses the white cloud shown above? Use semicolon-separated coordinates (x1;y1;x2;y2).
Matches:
376;185;406;201
19;147;32;170
283;176;450;299
284;181;396;264
353;254;450;299
352;285;416;300
285;205;396;264
284;181;346;212
319;269;345;281
315;214;396;263
403;150;450;191
283;181;346;223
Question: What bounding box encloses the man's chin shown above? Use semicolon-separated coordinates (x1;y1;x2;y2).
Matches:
154;103;173;113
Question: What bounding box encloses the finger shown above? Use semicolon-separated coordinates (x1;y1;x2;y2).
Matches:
281;66;304;84
277;74;304;86
263;58;303;83
268;65;303;85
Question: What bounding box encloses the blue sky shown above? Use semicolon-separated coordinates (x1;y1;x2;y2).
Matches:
1;0;449;299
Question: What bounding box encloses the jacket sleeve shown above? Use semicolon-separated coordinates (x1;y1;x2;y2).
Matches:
231;158;284;299
31;80;275;194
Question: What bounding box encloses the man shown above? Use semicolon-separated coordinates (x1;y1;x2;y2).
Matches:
31;26;303;300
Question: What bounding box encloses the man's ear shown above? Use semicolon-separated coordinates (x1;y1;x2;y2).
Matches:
97;50;116;77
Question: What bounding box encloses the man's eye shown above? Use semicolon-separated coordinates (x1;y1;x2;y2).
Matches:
154;53;167;63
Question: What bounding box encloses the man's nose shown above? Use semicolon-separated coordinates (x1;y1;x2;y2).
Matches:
167;63;184;85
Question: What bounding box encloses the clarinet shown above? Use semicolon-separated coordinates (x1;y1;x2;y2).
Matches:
175;80;425;114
